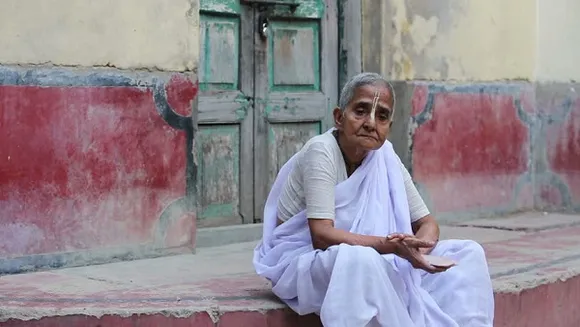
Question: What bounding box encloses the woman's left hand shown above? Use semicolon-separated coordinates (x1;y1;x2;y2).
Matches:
387;233;436;255
386;233;413;241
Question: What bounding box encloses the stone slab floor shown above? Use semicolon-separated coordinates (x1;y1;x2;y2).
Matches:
1;212;580;327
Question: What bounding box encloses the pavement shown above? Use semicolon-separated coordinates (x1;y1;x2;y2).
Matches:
1;212;580;327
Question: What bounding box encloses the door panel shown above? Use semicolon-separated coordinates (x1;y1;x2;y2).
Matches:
270;21;319;90
197;0;254;227
254;0;338;221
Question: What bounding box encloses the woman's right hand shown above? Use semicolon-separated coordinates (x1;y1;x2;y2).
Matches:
391;237;447;274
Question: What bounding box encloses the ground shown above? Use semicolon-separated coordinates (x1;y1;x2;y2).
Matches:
1;212;580;327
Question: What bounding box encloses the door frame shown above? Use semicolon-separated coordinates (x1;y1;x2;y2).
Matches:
189;0;364;225
338;0;363;91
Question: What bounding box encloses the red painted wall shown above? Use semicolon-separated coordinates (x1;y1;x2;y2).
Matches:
544;96;580;208
2;67;578;272
0;68;198;270
410;83;580;218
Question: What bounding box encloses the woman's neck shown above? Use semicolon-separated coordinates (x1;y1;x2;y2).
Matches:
335;131;368;174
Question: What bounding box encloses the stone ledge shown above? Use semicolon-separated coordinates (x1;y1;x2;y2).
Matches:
1;213;580;327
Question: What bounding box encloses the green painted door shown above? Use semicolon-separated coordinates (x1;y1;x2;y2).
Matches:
197;0;254;227
198;0;338;226
253;0;338;221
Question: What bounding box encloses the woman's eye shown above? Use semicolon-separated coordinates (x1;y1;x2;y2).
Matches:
355;109;365;115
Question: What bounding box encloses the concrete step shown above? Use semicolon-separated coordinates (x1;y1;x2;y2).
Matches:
1;212;580;327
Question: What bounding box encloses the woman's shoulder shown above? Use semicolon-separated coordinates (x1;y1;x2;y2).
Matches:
297;132;341;166
302;132;339;153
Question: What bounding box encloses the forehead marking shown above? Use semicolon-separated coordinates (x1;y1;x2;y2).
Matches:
369;90;380;124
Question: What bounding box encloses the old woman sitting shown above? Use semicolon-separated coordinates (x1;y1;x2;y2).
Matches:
253;72;495;327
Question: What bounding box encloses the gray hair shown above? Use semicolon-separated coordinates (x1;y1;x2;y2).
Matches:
338;72;396;116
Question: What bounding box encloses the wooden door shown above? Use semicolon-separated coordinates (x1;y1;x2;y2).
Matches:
252;0;339;221
197;0;254;227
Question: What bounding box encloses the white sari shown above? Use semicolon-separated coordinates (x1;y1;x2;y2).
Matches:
253;129;494;327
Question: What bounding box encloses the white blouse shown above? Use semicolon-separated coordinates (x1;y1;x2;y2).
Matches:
277;132;430;223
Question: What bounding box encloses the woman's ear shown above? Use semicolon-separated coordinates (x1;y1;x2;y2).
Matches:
333;107;343;128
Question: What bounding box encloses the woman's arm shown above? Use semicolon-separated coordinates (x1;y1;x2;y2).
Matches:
411;214;440;254
308;218;397;253
309;218;438;274
301;143;399;254
301;143;434;255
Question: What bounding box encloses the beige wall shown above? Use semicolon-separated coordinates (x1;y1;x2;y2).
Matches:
537;0;580;82
0;0;199;72
362;0;579;82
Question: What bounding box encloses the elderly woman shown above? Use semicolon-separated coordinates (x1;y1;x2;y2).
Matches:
253;73;494;327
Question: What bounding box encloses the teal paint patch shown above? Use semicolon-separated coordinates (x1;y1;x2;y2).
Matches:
199;15;240;91
234;93;251;120
263;96;299;116
264;103;277;115
199;83;237;92
254;96;269;114
270;84;320;92
200;0;240;14
268;20;320;92
268;126;277;145
196;125;240;220
200;203;235;219
296;0;325;18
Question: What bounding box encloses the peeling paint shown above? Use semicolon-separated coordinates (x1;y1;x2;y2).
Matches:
364;0;537;81
200;0;239;13
0;66;199;273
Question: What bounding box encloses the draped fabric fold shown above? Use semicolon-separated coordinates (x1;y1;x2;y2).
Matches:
253;129;494;327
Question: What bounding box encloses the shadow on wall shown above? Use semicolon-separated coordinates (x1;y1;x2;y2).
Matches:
400;82;580;222
0;66;199;274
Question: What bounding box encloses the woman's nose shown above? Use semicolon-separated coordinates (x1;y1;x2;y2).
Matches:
362;117;376;130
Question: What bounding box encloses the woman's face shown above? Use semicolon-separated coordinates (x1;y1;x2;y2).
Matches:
333;83;394;151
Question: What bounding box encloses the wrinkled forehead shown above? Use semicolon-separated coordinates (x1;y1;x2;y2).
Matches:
352;84;395;109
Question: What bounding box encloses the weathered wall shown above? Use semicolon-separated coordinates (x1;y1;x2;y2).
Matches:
362;0;536;81
0;1;200;274
362;0;580;221
536;0;580;82
0;0;199;71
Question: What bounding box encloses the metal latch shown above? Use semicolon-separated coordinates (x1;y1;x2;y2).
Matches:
241;0;300;39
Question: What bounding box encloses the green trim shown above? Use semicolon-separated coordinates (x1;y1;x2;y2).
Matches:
200;0;240;14
200;203;235;219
